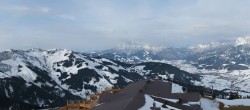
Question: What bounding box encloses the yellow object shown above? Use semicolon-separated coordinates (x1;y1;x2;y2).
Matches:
58;89;121;110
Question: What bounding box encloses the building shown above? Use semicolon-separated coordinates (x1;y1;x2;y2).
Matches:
92;80;201;110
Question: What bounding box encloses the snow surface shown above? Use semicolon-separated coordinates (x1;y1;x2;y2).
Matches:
217;99;250;107
171;83;184;93
200;98;250;109
200;98;219;110
0;49;126;99
5;88;10;98
235;36;250;46
158;74;168;80
138;94;180;110
151;95;200;107
157;60;250;96
9;85;13;93
2;48;250;107
154;97;179;103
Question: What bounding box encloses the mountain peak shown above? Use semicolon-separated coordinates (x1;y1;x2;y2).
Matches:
187;40;232;52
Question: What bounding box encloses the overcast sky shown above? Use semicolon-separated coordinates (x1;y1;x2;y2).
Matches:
1;0;250;51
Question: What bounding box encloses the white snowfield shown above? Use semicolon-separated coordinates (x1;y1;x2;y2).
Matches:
138;94;180;110
155;60;250;97
200;98;250;110
217;99;250;107
200;98;219;110
0;49;188;100
171;83;184;93
0;49;126;98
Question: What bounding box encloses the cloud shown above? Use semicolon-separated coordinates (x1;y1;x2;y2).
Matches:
59;14;75;21
7;5;30;12
1;0;250;50
39;7;50;13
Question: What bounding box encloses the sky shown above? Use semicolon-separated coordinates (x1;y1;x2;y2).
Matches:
1;0;250;51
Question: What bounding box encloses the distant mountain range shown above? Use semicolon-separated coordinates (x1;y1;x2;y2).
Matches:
89;36;250;71
88;36;250;101
1;37;250;109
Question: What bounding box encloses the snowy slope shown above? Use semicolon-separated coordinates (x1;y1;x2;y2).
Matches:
3;36;250;109
92;36;250;71
89;42;186;63
139;94;180;110
200;98;250;110
0;49;201;109
217;99;250;107
163;60;250;97
200;98;219;110
89;36;250;99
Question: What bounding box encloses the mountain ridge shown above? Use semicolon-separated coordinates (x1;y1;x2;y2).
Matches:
90;36;250;71
1;36;250;109
0;49;201;109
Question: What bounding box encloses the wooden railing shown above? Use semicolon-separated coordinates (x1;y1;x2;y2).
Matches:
58;89;121;110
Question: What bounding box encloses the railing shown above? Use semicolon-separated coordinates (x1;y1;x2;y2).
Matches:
59;89;121;110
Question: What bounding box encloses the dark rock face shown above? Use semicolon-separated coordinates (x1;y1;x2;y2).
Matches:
0;63;82;108
62;68;102;90
134;62;201;85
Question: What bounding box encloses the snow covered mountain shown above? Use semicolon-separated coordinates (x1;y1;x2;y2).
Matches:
0;49;201;109
91;36;250;71
89;42;188;63
2;37;250;109
186;37;250;70
87;37;250;99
